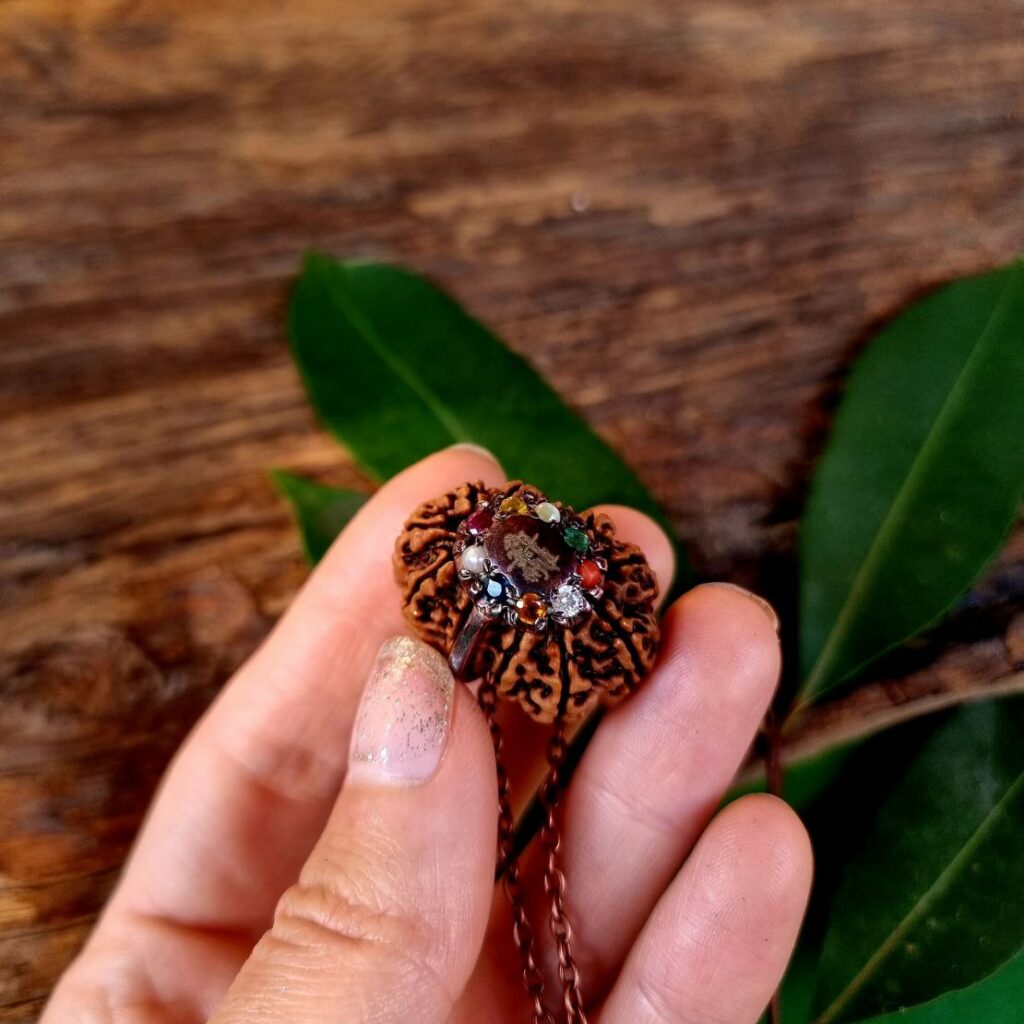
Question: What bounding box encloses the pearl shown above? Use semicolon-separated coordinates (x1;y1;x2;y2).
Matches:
459;544;487;574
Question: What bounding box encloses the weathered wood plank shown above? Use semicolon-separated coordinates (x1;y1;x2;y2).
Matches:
2;0;1023;1017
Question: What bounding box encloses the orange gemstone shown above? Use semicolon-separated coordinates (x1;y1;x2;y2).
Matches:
579;559;603;590
499;495;530;515
517;592;548;625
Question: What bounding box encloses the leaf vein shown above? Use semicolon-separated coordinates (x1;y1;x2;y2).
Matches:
803;264;1024;699
322;263;473;447
815;768;1024;1024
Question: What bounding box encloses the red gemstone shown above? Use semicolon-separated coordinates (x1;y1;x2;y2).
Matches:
466;506;494;534
579;558;603;590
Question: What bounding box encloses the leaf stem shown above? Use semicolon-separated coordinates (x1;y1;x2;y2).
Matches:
764;708;785;798
764;709;784;1024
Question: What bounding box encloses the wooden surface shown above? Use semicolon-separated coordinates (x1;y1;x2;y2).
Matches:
2;0;1023;1018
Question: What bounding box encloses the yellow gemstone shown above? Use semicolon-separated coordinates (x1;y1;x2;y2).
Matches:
517;592;548;625
499;495;530;515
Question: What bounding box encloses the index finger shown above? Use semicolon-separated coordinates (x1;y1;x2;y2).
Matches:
110;444;505;935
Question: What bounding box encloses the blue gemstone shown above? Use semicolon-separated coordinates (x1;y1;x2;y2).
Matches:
485;577;504;599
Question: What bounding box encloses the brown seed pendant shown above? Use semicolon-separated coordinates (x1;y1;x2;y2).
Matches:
394;480;661;1023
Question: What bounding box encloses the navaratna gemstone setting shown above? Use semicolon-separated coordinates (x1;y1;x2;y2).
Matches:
454;486;604;630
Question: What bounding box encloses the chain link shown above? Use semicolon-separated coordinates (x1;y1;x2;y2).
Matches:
478;681;556;1024
540;726;589;1024
478;682;589;1024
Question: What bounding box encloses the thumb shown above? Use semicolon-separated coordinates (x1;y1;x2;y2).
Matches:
210;636;497;1024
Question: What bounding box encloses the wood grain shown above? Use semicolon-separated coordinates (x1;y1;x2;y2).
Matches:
1;0;1023;1018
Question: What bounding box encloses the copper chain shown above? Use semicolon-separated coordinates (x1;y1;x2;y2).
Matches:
478;680;588;1024
478;680;556;1024
540;727;589;1024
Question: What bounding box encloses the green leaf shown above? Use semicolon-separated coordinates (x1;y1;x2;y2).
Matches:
853;947;1024;1023
799;262;1024;702
270;469;367;564
730;740;858;811
775;938;821;1024
288;252;688;586
812;699;1024;1023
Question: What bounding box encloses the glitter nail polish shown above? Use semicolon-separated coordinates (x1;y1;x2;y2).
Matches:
348;635;455;784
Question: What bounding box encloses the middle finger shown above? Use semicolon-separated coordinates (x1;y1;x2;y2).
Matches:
524;582;781;1001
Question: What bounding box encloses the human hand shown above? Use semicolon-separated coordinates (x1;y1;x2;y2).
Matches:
44;445;812;1024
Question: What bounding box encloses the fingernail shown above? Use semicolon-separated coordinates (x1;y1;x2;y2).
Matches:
699;582;780;634
348;636;455;784
446;441;498;461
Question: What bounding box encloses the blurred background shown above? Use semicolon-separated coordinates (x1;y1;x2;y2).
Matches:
2;1;1023;1019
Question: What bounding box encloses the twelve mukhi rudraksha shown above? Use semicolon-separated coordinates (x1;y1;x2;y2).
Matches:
394;480;660;724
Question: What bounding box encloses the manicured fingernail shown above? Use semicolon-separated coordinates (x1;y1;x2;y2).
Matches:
348;636;455;784
446;441;498;461
700;582;780;634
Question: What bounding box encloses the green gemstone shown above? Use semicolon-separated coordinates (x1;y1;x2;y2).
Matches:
564;527;589;553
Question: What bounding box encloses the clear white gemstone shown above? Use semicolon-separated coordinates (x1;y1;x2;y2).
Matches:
459;544;487;575
552;583;587;618
535;501;561;523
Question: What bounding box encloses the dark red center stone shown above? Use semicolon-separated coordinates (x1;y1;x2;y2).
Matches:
484;515;576;594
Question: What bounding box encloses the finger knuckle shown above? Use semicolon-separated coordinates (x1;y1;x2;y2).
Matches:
635;968;733;1024
633;969;681;1024
273;878;420;955
591;762;683;842
269;879;450;1002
